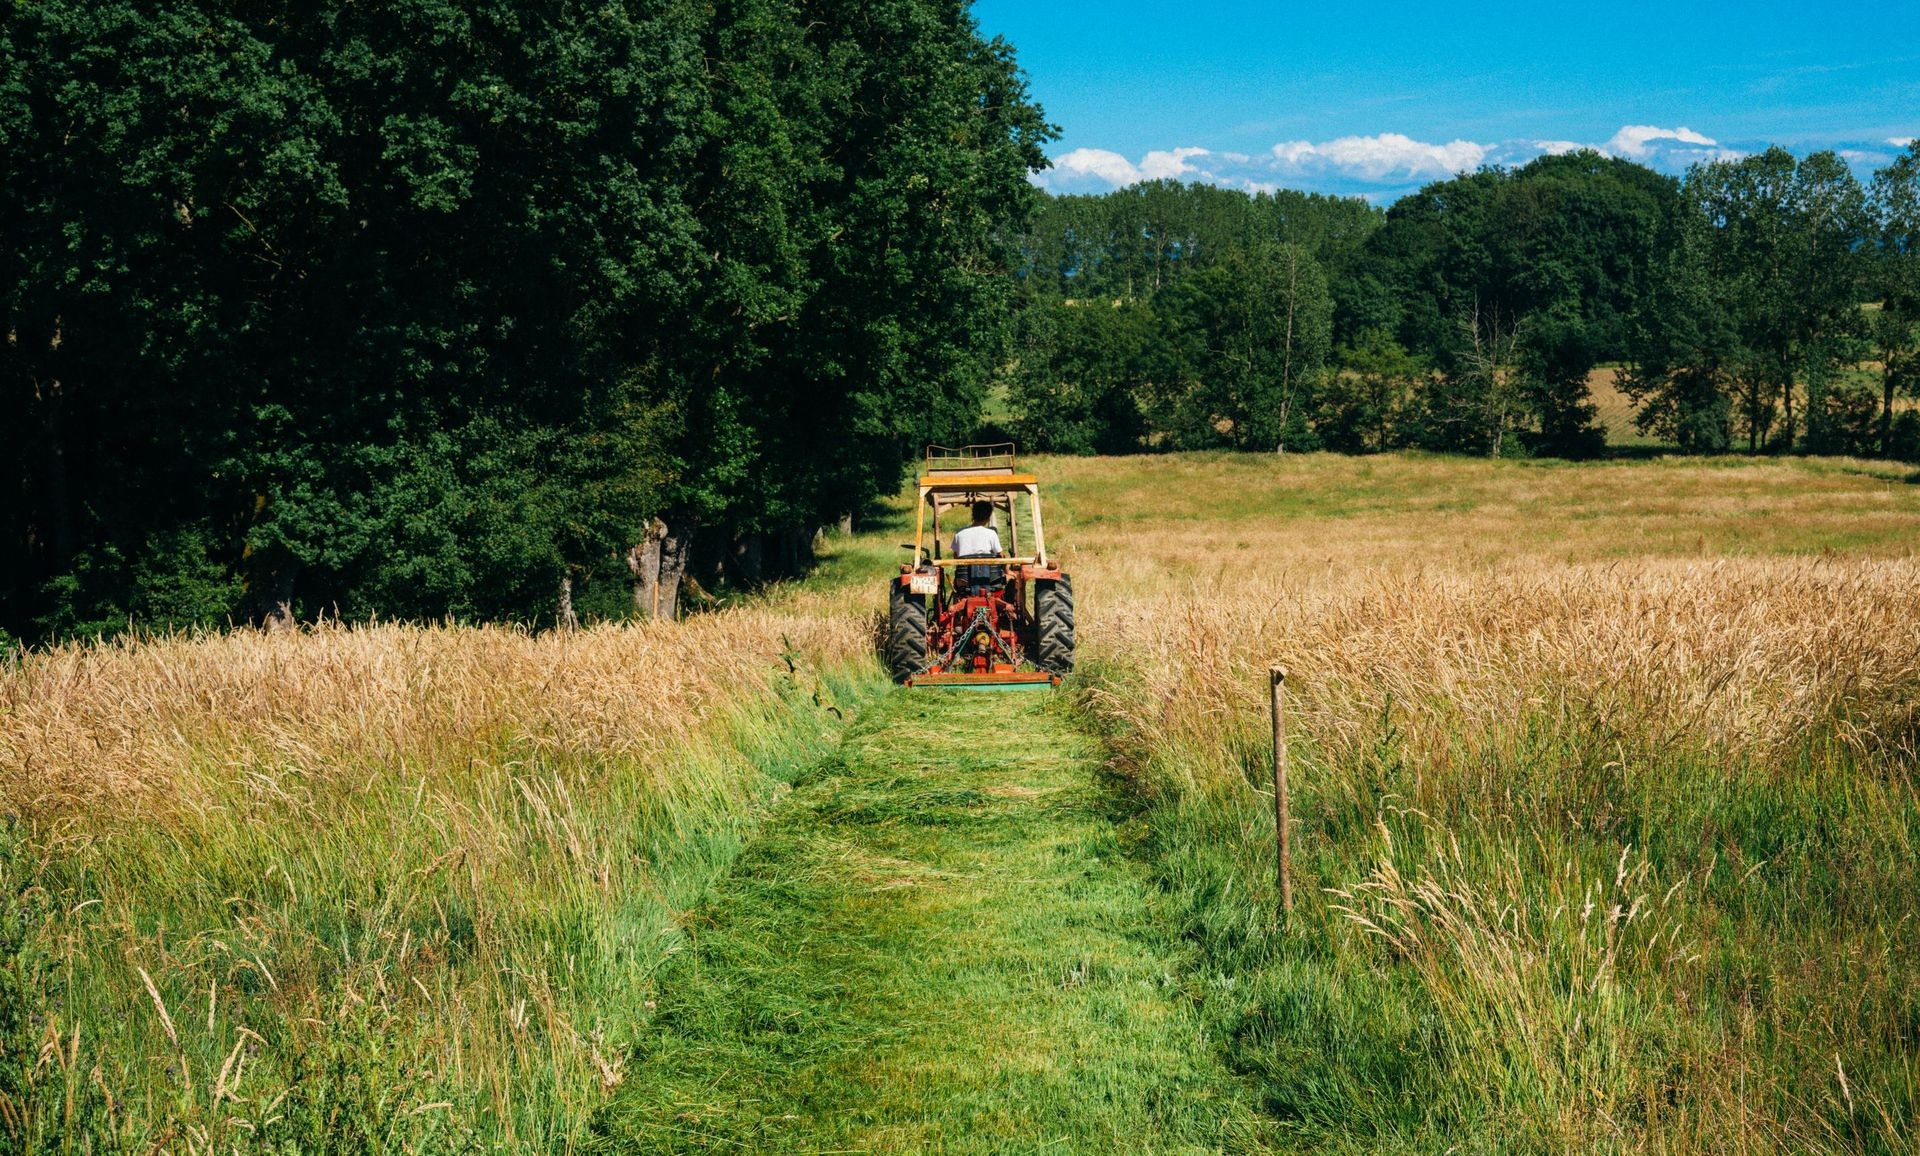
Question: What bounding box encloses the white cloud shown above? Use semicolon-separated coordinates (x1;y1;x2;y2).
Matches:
1272;140;1317;165
1047;147;1147;187
1890;137;1916;147
1035;122;1812;200
1138;147;1210;181
1605;125;1716;159
1040;146;1214;191
1039;145;1291;195
1272;133;1490;181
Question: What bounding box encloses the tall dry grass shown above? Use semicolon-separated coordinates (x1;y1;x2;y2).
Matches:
1094;558;1920;785
1049;451;1920;1152
4;607;861;824
0;600;878;1151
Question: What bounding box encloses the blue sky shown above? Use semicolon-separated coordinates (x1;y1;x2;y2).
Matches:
970;0;1920;201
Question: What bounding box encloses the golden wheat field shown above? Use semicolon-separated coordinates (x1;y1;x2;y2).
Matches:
1053;453;1920;777
4;602;867;825
1046;452;1920;1152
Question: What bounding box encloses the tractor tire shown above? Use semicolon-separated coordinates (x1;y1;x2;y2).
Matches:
886;581;929;683
1034;576;1075;675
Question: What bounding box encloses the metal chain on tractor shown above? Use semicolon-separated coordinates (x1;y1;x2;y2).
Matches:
920;603;1020;676
919;605;984;676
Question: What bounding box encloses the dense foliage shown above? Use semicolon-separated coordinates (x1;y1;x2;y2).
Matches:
1010;145;1920;465
1;0;1050;642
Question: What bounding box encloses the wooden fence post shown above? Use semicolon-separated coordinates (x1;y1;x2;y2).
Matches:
1270;665;1293;915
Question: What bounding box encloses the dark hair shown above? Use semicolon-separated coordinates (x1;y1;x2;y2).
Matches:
971;500;994;524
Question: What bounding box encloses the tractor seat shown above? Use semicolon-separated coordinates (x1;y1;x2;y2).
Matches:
956;554;1005;594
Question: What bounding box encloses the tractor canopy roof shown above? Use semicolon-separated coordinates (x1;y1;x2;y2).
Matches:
919;443;1035;504
910;442;1055;572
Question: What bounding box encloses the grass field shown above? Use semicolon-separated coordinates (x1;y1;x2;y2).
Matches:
4;450;1918;1152
591;690;1275;1153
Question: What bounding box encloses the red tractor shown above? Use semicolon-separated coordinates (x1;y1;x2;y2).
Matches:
886;444;1074;689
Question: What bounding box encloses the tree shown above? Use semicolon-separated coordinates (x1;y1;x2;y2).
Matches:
1869;308;1920;459
1682;148;1869;452
1319;327;1423;453
1153;242;1332;451
1790;152;1874;452
1016;180;1383;311
1519;310;1607;458
654;0;1052;591
1619;193;1738;453
1415;299;1527;457
1;0;1051;641
1359;152;1666;456
1008;300;1156;454
1870;141;1920;457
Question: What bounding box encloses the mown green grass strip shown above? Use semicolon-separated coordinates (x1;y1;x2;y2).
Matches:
592;689;1279;1154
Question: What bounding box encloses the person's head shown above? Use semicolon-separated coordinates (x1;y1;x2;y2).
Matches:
971;500;994;526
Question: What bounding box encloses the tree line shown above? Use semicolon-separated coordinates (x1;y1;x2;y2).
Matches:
1;0;1051;644
1006;145;1920;462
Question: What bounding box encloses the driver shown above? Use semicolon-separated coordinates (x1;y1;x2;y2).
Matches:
952;500;1003;592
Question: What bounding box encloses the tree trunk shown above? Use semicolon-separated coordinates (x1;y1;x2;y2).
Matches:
628;518;668;619
40;374;73;566
1742;376;1763;452
773;528;797;580
1884;366;1897;457
1780;369;1794;451
1277;247;1298;455
257;563;299;631
729;532;764;587
556;573;578;632
771;525;815;579
655;522;694;621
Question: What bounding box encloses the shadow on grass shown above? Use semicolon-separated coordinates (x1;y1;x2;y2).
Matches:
1602;444;1682;461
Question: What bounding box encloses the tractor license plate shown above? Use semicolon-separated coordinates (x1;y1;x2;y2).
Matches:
909;573;938;595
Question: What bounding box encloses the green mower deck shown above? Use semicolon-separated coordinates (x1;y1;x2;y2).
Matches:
906;671;1060;690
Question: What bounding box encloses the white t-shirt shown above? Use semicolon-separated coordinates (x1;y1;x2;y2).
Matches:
952;524;1002;558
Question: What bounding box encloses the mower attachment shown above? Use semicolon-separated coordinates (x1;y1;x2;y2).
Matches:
906;671;1059;690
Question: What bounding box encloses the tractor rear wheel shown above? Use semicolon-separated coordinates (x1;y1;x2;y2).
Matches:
1034;576;1075;675
886;581;928;683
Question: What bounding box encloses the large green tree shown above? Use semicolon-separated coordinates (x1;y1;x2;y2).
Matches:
1;0;1049;640
1017;179;1380;308
1618;204;1739;453
1869;141;1920;456
3;0;712;634
1008;300;1158;455
1153;241;1332;451
1319;327;1423;454
1362;152;1675;455
1678;148;1870;451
